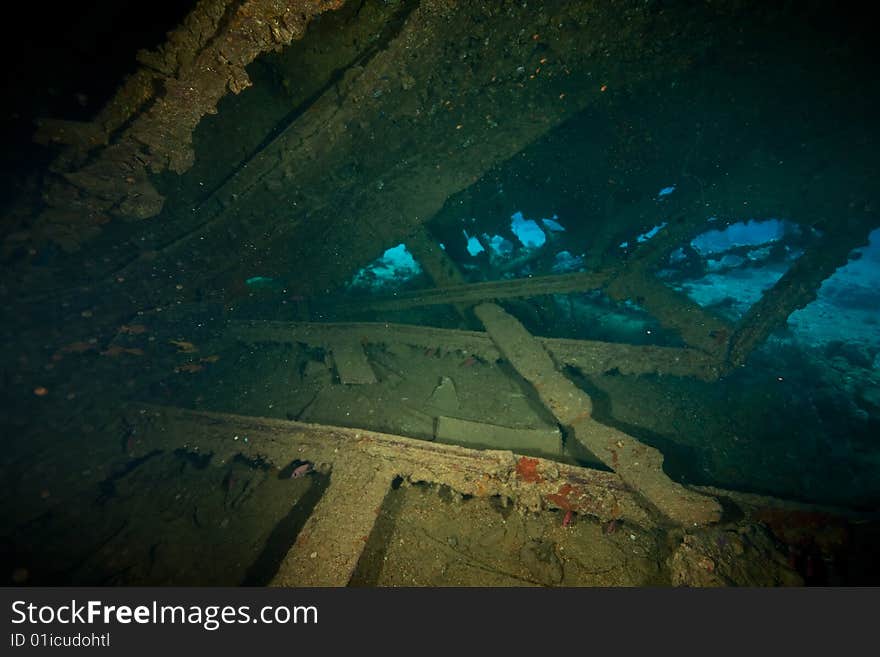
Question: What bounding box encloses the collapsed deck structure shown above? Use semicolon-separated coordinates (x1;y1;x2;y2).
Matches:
2;0;879;584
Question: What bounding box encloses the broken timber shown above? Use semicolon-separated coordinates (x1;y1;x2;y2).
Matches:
22;0;347;251
326;338;377;385
127;404;655;586
227;319;721;380
473;302;722;526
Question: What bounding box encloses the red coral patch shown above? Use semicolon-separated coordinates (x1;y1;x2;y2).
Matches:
515;456;542;483
545;483;575;511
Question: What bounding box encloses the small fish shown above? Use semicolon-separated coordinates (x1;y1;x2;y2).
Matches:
119;324;148;335
101;346;145;357
200;355;220;363
59;340;97;353
53;341;97;360
169;339;198;353
175;362;204;374
245;276;278;289
280;459;314;479
291;462;313;478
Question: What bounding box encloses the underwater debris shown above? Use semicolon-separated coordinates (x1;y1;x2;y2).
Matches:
668;524;803;587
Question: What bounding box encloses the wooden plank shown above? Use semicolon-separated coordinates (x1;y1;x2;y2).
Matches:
328;339;377;384
227;320;720;380
271;454;393;587
332;271;611;315
473;302;721;526
435;416;562;459
229;319;500;359
127;404;655;526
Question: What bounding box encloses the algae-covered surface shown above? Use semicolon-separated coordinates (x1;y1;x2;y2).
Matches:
2;0;880;586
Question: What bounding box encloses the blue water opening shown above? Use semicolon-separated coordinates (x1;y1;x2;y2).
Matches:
510;211;547;248
463;230;485;256
552;250;585;273
348;243;423;291
691;218;786;255
659;218;806;320
788;227;880;350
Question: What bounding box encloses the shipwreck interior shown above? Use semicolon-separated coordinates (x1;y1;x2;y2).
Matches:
1;0;879;586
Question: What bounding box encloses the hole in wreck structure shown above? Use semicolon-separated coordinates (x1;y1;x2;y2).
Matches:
3;0;880;586
656;218;818;321
787;227;880;351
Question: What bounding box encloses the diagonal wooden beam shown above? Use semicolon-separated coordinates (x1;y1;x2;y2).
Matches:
271;453;394;587
473;302;721;526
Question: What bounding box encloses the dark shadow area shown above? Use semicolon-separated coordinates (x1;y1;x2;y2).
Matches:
240;472;330;586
